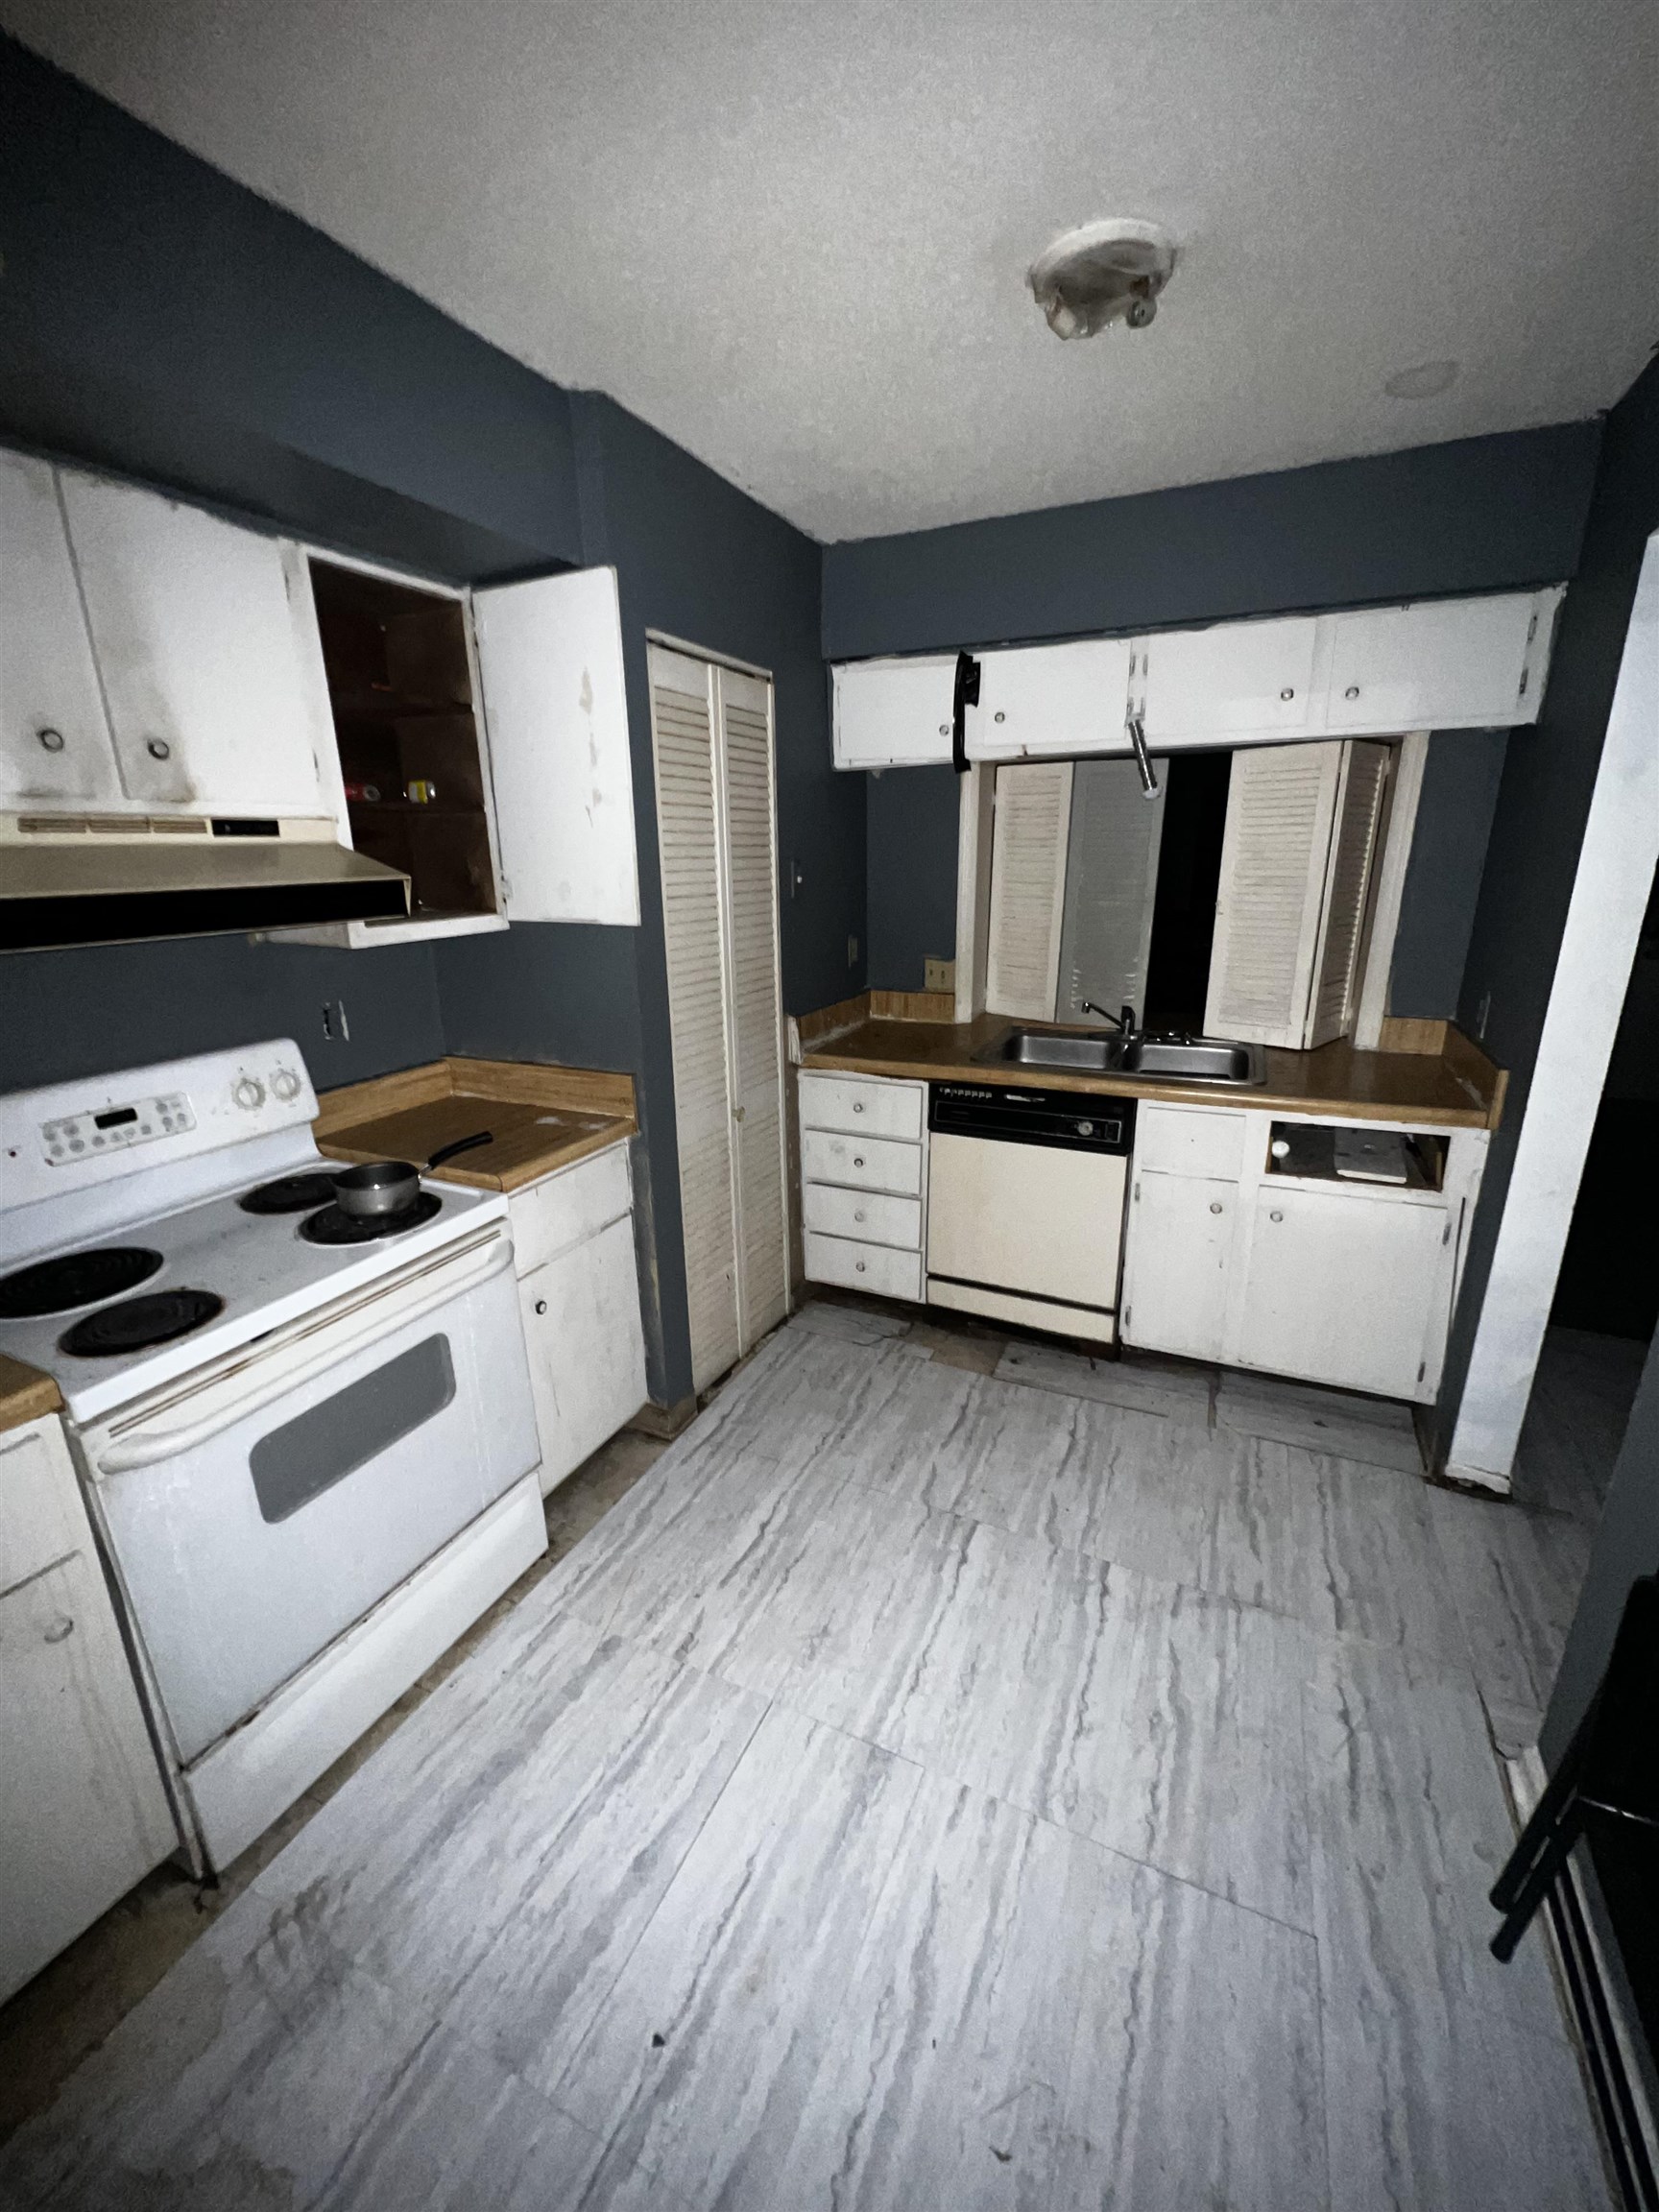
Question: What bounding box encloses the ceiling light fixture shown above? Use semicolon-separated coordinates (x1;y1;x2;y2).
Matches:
1028;218;1177;340
1383;358;1459;400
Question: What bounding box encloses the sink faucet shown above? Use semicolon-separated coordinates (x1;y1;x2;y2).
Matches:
1081;1000;1138;1037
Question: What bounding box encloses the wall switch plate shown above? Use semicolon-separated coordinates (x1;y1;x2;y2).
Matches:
925;957;956;993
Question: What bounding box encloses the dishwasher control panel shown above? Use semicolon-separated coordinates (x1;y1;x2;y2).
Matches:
929;1084;1136;1154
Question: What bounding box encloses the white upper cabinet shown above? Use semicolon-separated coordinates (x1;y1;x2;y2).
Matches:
969;637;1134;761
830;585;1564;770
472;565;639;926
0;450;122;807
1324;587;1561;733
1139;614;1319;746
60;471;325;817
831;654;956;768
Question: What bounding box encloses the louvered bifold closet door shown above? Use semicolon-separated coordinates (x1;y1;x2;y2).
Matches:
1309;740;1390;1046
648;645;740;1390
714;667;788;1344
985;762;1073;1019
1204;741;1344;1048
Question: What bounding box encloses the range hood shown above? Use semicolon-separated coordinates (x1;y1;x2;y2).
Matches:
0;817;409;951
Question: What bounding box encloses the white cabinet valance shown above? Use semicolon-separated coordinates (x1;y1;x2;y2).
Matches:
830;586;1565;769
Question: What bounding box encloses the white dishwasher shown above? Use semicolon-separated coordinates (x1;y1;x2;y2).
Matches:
926;1084;1136;1345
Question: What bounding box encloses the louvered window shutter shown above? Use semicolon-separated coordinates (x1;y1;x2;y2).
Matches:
1205;742;1344;1047
648;645;741;1389
1056;757;1166;1024
985;763;1072;1019
1309;741;1390;1046
714;666;788;1345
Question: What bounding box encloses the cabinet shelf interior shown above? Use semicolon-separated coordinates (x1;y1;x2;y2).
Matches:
309;560;497;919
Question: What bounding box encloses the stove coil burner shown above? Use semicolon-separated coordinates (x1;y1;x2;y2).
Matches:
239;1173;342;1215
0;1247;164;1319
60;1288;225;1358
300;1192;443;1245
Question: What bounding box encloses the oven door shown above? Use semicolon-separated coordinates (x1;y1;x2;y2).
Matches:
81;1225;538;1765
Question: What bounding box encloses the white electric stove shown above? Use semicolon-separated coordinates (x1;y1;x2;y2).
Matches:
0;1042;545;1872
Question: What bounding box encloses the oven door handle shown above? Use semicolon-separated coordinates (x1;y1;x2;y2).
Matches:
93;1236;517;1477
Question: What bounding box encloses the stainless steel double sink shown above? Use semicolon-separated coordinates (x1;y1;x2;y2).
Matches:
974;1025;1266;1087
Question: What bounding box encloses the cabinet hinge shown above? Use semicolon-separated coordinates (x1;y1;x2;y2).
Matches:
1517;666;1528;697
1133;1181;1141;1201
1442;1220;1451;1245
1417;1360;1426;1384
1123;1306;1131;1329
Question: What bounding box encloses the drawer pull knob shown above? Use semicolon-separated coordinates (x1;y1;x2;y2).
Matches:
1344;685;1360;701
146;736;171;760
1210;1201;1223;1214
37;727;65;753
855;1261;867;1273
44;1616;75;1645
1269;1209;1284;1223
854;1210;866;1222
939;723;950;736
852;1102;863;1114
535;1299;548;1315
853;1156;864;1167
1280;687;1295;701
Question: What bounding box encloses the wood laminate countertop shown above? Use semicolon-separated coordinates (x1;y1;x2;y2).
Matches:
0;1353;62;1435
315;1057;637;1192
801;1016;1504;1131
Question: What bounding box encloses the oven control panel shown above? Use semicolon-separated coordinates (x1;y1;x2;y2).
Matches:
42;1094;195;1165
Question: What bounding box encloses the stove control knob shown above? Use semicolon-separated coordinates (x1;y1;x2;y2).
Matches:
232;1076;267;1112
270;1069;302;1104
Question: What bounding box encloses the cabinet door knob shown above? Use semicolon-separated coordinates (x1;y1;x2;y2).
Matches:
994;710;1006;723
1279;687;1294;701
1269;1209;1284;1223
852;1101;863;1113
1344;685;1360;701
534;1299;548;1315
37;727;65;753
854;1210;866;1222
938;723;950;736
854;1261;867;1273
1210;1200;1223;1214
43;1615;75;1645
853;1155;864;1167
146;737;171;760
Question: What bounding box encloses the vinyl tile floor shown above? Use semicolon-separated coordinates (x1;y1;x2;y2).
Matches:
0;1304;1641;2211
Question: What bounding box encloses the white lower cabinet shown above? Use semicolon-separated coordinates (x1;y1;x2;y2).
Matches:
1235;1185;1451;1399
799;1070;928;1301
507;1145;647;1495
1;1415;179;2004
1121;1172;1237;1362
1122;1101;1482;1403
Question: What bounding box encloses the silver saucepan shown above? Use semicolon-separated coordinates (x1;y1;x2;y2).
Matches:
332;1131;494;1218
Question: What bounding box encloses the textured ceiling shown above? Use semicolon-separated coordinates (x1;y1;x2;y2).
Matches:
4;1;1656;541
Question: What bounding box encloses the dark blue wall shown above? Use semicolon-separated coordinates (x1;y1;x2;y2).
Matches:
1387;731;1509;1021
831;422;1600;1012
866;767;961;992
1436;354;1659;1465
822;422;1601;661
0;36;857;1408
433;394;854;1400
0;37;583;580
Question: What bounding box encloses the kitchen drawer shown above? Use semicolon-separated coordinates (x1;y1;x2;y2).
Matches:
1134;1102;1248;1181
803;1183;922;1251
0;1420;87;1594
805;1232;924;1303
798;1071;925;1143
802;1127;924;1197
507;1141;632;1278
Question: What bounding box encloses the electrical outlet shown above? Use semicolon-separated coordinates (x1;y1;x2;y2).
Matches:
925;957;956;994
847;934;859;969
320;999;351;1043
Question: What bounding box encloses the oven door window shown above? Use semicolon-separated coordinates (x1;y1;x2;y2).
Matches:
250;1334;455;1524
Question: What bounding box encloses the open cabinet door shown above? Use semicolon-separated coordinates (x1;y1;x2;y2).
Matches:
471;565;639;926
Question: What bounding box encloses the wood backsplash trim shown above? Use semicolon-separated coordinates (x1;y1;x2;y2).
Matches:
1439;1024;1508;1130
1377;1017;1448;1056
795;993;872;1050
870;989;957;1023
314;1056;636;1135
